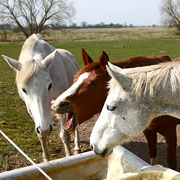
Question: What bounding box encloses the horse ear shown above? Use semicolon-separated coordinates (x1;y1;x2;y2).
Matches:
42;50;57;69
82;48;93;65
106;62;132;90
2;55;22;71
99;51;109;71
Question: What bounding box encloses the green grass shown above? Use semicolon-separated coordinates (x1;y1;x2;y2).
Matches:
52;39;180;67
0;27;180;172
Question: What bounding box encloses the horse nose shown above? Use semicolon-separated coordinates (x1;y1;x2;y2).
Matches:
90;144;101;155
36;125;53;136
36;126;41;134
52;101;71;113
59;101;71;108
51;100;57;111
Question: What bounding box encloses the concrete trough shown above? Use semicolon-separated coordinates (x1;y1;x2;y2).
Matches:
0;146;179;180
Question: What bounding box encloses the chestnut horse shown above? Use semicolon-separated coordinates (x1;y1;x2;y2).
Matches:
52;49;179;169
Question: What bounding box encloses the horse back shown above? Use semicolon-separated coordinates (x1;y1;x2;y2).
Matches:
114;55;171;68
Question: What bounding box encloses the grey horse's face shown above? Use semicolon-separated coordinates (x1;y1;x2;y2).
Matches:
2;52;56;137
91;61;180;157
90;63;151;157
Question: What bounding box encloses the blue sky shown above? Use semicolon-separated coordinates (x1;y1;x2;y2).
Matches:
72;0;162;26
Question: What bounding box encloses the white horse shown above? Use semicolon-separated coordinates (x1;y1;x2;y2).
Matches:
90;61;180;157
2;34;79;161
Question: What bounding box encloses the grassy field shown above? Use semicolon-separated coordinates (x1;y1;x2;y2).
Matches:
0;27;180;172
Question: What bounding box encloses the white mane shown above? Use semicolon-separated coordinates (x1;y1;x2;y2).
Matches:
19;34;42;62
109;61;180;98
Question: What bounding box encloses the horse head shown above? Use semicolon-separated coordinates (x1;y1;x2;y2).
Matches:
51;49;110;130
2;51;57;137
90;62;156;157
90;61;180;157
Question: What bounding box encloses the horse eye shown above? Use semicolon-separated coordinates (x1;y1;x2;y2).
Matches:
89;81;97;87
22;88;27;94
107;105;117;111
48;83;52;90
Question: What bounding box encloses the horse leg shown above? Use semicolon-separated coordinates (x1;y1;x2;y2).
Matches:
164;128;177;170
38;135;50;162
72;126;81;155
143;129;157;165
58;114;71;156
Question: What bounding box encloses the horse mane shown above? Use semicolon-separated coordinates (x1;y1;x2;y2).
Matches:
19;34;42;61
110;61;180;98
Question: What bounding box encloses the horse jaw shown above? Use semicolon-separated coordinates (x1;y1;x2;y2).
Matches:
90;114;129;157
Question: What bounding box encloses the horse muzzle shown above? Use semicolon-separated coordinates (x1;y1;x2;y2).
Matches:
90;144;113;158
36;124;53;136
51;100;72;114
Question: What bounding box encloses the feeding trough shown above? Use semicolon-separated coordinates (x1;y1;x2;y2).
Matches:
0;146;180;180
119;165;180;180
0;146;148;180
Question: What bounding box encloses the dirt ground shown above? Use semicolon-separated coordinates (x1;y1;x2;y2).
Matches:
68;113;180;172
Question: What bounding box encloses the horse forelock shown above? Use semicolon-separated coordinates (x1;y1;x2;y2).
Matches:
16;59;39;88
79;62;100;74
108;78;120;95
109;61;180;98
74;62;100;82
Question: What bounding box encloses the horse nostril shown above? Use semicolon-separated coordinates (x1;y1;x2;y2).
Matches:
90;144;94;150
36;127;41;134
50;125;53;132
59;101;70;108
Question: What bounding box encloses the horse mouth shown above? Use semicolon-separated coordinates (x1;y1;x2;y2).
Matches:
63;112;77;131
101;148;113;157
94;148;113;158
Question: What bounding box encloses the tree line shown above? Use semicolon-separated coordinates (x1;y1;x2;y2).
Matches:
0;22;157;32
0;0;180;38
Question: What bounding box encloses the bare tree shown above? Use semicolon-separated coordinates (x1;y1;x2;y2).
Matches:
0;0;75;38
161;0;180;31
